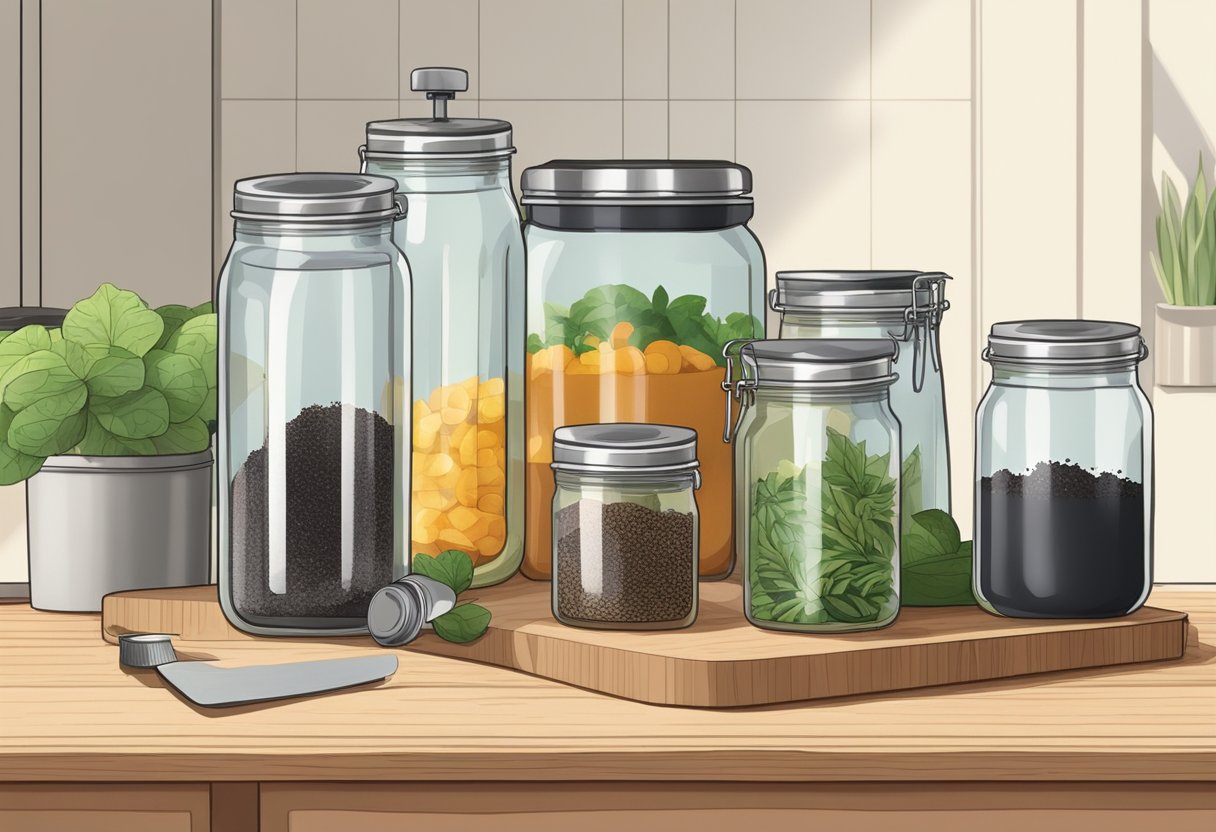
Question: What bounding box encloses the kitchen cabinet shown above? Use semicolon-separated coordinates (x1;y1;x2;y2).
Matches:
1;591;1214;830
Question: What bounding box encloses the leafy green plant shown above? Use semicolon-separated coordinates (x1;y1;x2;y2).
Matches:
0;284;216;485
900;445;923;528
527;284;761;367
1153;156;1216;306
901;509;975;606
748;429;898;627
412;549;492;643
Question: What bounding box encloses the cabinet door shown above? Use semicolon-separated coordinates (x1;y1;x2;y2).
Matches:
0;784;209;832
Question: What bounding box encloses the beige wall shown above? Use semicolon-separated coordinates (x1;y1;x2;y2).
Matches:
2;1;1211;584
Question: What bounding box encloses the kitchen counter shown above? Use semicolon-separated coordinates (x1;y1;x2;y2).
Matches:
1;588;1214;830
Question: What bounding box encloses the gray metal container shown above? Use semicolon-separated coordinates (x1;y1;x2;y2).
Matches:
27;450;213;612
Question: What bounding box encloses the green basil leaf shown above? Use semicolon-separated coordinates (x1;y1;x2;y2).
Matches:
412;549;474;595
150;416;211;455
0;326;52;380
900;509;975;606
7;394;88;456
152;304;196;350
143;349;206;422
83;345;145;398
62;283;164;357
90;387;170;439
164;313;217;388
74;413;157;456
431;603;492;644
0;350;83;411
0;405;45;484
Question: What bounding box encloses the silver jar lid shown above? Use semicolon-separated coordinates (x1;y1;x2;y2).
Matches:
521;160;751;203
772;270;944;312
985;320;1147;368
364;67;513;159
232;173;404;222
551;424;699;474
737;339;899;388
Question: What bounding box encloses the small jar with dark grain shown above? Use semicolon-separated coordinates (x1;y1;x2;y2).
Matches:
550;424;700;630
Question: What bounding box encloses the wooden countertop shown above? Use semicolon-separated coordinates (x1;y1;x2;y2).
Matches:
0;589;1213;784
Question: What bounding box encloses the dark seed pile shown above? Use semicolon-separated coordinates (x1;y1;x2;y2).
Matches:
231;403;395;622
555;500;695;625
982;461;1143;500
978;460;1146;618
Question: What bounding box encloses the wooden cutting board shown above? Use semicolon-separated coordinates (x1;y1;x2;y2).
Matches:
101;579;1189;708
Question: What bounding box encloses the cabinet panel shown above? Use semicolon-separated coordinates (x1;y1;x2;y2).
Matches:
0;784;208;832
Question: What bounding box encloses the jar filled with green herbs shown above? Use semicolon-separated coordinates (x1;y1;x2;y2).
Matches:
723;339;901;633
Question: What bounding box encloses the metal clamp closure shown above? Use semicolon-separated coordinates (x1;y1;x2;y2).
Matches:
887;272;951;393
721;339;757;444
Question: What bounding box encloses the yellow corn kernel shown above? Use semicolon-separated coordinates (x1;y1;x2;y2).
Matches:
479;377;504;397
477;394;505;422
413;399;430;422
440;387;472;425
459;375;479;397
488;515;507;541
495;447;505;469
455;467;480;507
477;429;498;449
609;321;634;348
475;535;502;557
458;427;478;466
448;505;480;532
437;527;474;550
414;490;454;511
478;492;504;514
414;412;442;450
476;447;497;468
423;453;454;478
412;523;438;546
412;541;441;557
477;465;505;487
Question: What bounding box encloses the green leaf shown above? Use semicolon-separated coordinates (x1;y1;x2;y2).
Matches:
152;304;197;350
900;509;975;606
0;326;52;381
74;413;157;456
0;406;45;484
7;393;88;457
164;313;217;388
431;602;492;643
412;549;474;594
150;416;211;454
90;387;170;439
62;283;164;357
0;350;80;409
83;345;145;397
143;349;207;422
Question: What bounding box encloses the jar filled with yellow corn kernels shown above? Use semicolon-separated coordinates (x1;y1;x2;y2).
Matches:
363;67;524;586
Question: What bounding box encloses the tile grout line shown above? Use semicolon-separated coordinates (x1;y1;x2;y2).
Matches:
733;0;737;163
1075;0;1084;317
37;0;42;305
294;0;298;171
17;0;22;307
621;0;624;156
667;0;671;159
477;0;481;119
221;97;977;103
971;0;982;418
869;0;873;269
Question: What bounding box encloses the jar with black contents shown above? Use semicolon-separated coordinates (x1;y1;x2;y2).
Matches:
551;424;700;630
975;321;1152;618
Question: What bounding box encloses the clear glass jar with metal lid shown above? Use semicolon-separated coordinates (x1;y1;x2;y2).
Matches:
724;339;901;633
551;424;700;630
361;67;524;587
521;160;766;582
771;270;950;525
217;173;411;636
975;320;1152;619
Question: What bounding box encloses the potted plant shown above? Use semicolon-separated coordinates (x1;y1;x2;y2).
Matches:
0;283;217;611
1152;157;1216;386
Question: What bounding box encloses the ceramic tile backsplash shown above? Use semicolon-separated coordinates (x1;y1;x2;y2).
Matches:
669;100;734;161
872;0;972;100
623;0;668;99
624;100;669;158
492;100;625;195
297;100;397;171
298;0;398;100
0;0;18;307
221;0;296;99
669;0;734;99
217;100;297;256
736;0;871;100
401;0;480;99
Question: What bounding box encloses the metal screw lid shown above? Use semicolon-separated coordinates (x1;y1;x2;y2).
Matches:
985;320;1147;367
772;270;943;312
737;339;899;388
521;160;752;203
364;67;514;159
232;173;404;222
118;633;178;668
368;575;457;648
551;423;700;474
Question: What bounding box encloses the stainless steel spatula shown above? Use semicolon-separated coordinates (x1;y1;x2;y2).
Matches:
119;633;398;707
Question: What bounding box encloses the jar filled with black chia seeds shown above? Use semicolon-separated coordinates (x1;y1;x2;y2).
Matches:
976;320;1152;619
218;173;412;636
551;424;700;630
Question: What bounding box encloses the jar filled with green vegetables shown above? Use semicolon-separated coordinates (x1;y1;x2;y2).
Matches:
723;339;901;633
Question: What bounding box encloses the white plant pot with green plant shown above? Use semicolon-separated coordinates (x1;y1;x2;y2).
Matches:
0;284;217;611
1152;158;1216;386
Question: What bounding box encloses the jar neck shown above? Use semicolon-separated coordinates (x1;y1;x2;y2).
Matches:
553;469;698;491
752;385;891;404
990;363;1140;388
234;220;396;249
365;156;512;194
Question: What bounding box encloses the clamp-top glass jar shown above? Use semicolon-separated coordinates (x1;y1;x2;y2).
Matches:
975;320;1152;618
362;67;524;587
771;271;950;522
724;339;901;633
521;160;765;581
218;173;411;636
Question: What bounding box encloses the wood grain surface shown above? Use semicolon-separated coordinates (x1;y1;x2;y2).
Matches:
0;590;1212;783
101;580;1189;707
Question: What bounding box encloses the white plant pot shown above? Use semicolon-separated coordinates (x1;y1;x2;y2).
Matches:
26;451;213;611
1154;303;1216;386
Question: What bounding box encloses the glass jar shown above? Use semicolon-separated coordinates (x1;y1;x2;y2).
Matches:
521;160;765;581
551;424;700;630
724;339;901;633
362;68;524;587
218;173;411;636
771;270;950;523
975;320;1152;618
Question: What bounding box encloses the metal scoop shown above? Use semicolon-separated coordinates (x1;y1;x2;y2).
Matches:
118;633;398;707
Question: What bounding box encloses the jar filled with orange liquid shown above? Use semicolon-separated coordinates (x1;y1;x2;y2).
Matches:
520;161;765;579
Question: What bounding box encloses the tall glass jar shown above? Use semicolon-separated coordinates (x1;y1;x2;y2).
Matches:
771;270;950;523
724;339;901;633
361;67;524;587
521;160;765;580
975;321;1152;618
551;424;700;630
218;173;411;636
